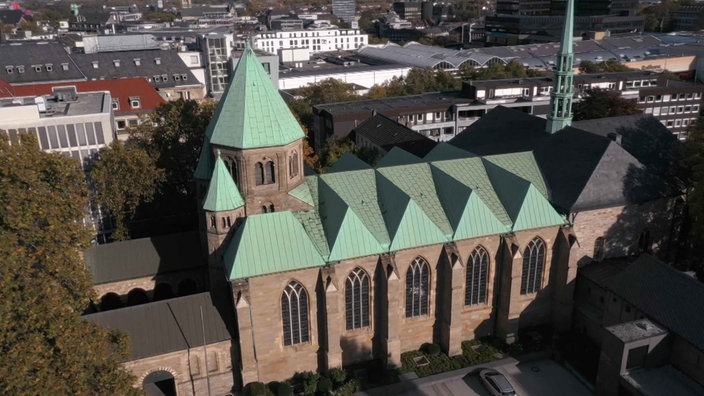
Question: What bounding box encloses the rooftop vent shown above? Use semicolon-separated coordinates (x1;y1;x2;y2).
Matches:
635;321;652;331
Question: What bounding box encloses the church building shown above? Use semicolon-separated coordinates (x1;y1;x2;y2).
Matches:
84;0;682;393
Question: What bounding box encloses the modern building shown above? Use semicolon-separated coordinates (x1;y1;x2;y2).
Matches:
252;28;368;61
0;86;113;166
673;5;704;32
392;1;423;21
312;69;703;150
2;78;165;139
0;86;115;238
332;0;356;23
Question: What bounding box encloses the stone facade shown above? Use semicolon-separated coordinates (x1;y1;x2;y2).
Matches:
127;340;235;395
227;224;583;383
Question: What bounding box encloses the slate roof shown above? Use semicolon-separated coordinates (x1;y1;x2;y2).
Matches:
84;231;202;284
0;42;85;85
4;78;165;116
600;255;704;351
69;49;199;89
207;45;305;150
223;148;565;280
450;106;674;212
203;154;245;212
351;113;438;158
84;292;234;360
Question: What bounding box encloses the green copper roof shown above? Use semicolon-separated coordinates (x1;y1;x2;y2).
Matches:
207;46;304;149
328;153;372;172
288;181;315;206
431;165;509;239
222;149;566;281
431;158;512;226
224;211;326;279
485;152;548;197
377;163;453;237
202;154;244;212
377;147;421;167
424;142;475;162
318;181;386;261
511;184;565;231
560;0;575;55
193;140;213;181
376;170;449;251
320;170;390;249
292;210;330;259
482;160;564;231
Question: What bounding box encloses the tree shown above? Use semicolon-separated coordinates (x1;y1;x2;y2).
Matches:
90;140;165;240
579;59;632;73
129;98;216;197
0;133;138;395
573;88;642;121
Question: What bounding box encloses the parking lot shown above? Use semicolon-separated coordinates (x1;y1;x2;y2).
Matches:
360;358;593;396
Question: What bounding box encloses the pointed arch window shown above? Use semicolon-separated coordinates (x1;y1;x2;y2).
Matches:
521;237;545;295
281;280;309;346
465;246;488;305
406;257;429;318
345;267;370;330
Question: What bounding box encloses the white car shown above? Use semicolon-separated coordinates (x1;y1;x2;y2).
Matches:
479;369;517;396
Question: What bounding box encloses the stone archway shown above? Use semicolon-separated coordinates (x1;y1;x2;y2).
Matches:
142;370;177;396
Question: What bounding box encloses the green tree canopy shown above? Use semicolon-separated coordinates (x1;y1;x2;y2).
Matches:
125;99;215;238
90;140;165;240
573;88;642;121
579;59;632;74
0;133;137;394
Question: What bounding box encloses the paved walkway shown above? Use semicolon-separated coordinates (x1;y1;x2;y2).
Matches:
357;358;593;396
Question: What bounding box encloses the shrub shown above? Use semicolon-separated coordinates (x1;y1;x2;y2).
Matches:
292;371;320;395
421;343;442;356
328;367;347;385
332;379;361;396
275;382;293;396
318;377;333;394
244;381;272;396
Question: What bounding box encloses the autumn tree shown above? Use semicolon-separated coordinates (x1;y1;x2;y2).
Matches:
129;98;216;196
0;133;138;395
573;88;642;121
127;99;215;237
90;140;165;240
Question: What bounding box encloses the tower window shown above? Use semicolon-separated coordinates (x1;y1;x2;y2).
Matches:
289;151;299;178
255;160;275;185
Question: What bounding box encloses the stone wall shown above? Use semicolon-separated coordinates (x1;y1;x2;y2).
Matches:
126;340;235;395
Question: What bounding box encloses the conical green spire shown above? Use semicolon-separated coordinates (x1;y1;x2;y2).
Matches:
546;0;575;134
207;44;305;149
203;151;245;212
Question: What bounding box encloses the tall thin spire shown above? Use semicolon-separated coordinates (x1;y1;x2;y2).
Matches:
546;0;575;134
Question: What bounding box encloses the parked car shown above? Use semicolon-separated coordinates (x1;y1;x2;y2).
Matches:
479;369;517;396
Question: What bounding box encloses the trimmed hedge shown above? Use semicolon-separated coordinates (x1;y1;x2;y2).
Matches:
400;350;462;377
